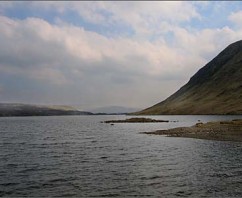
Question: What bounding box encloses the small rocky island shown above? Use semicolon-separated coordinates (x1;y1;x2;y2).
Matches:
103;117;169;123
142;119;242;142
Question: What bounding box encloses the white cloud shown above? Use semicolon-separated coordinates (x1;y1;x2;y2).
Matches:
0;16;197;79
0;2;242;108
3;1;200;39
229;11;242;29
90;1;200;37
0;15;203;107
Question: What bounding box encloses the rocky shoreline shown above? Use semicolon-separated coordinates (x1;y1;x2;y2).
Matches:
142;119;242;142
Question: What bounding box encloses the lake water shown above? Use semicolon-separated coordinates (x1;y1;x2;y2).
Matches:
1;115;242;197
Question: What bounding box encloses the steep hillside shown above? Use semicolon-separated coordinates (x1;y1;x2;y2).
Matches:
136;40;242;115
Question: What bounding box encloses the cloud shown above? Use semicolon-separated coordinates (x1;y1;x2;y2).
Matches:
171;26;242;61
1;1;200;39
0;16;193;79
0;2;242;108
80;1;200;37
0;15;203;107
229;11;242;29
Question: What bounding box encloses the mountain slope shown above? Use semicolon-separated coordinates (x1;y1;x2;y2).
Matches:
136;40;242;115
0;103;93;117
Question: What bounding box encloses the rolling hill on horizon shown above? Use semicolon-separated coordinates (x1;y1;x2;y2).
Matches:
0;103;93;117
135;40;242;115
89;106;141;114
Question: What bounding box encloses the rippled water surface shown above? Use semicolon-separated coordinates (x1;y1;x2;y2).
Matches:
1;115;242;197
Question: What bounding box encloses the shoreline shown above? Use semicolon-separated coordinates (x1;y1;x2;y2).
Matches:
142;119;242;142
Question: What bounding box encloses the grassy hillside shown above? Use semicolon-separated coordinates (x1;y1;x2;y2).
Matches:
0;103;93;117
136;40;242;115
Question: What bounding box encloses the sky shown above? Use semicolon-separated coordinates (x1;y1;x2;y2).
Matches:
0;1;242;110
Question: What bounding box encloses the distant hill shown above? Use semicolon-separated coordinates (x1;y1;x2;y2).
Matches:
0;103;93;117
90;106;141;114
136;40;242;115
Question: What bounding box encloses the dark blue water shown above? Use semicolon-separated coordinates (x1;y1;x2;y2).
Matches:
0;115;242;197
